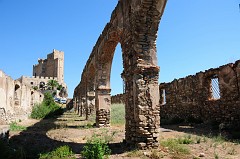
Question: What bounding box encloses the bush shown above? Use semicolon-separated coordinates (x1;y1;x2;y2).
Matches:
31;92;63;119
39;145;75;159
81;130;114;159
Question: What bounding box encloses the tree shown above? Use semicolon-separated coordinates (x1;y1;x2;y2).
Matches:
57;84;63;91
47;80;59;90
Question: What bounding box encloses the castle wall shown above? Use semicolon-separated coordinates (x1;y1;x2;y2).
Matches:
33;49;64;84
160;60;240;129
0;70;44;124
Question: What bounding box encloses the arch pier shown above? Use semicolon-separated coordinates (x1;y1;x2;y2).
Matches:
74;0;167;149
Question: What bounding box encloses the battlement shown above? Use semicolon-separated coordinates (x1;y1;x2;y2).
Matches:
22;76;58;80
32;49;64;84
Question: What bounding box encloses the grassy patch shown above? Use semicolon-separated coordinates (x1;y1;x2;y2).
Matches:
160;138;190;155
177;135;194;144
39;145;75;159
127;149;144;157
10;122;27;131
211;135;226;143
111;103;125;125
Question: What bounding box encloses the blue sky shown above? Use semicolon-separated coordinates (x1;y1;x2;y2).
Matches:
0;0;239;97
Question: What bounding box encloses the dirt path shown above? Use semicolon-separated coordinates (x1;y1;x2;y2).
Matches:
9;111;240;159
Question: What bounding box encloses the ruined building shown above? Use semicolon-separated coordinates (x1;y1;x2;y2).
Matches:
160;60;240;130
0;70;44;124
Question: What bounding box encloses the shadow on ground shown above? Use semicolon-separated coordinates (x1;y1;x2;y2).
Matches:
161;122;240;143
8;109;129;159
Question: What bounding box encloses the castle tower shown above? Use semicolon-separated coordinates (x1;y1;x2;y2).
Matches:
33;49;64;84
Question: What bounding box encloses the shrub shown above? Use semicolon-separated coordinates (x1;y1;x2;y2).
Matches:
81;130;114;159
31;92;63;119
39;145;75;159
43;92;55;106
10;122;27;131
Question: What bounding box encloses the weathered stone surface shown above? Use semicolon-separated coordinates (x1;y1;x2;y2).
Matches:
0;70;44;123
73;0;167;149
160;60;240;129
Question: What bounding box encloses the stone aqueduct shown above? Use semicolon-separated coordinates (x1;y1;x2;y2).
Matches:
73;0;167;148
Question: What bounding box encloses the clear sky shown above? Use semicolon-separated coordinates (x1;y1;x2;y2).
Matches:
0;0;239;97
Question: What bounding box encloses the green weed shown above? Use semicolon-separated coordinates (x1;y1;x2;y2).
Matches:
160;138;190;155
10;122;26;131
81;129;115;159
212;135;226;143
81;135;111;159
39;145;75;159
177;135;193;144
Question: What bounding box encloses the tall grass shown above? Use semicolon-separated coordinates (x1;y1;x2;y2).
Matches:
111;103;125;125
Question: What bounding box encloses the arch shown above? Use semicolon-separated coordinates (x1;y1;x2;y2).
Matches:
74;0;167;149
14;84;21;106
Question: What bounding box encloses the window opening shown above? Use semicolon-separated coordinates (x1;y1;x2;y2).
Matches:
161;89;166;105
210;76;220;100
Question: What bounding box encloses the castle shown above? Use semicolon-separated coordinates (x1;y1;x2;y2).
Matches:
33;49;64;84
0;49;68;125
18;49;67;92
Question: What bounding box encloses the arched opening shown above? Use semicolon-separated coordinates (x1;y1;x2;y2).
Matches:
75;0;167;149
110;43;125;126
14;84;21;105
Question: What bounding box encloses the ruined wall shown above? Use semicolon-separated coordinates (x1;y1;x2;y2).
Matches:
111;94;125;104
160;60;240;128
33;49;64;84
0;70;44;124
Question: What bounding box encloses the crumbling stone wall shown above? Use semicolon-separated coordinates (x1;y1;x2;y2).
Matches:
111;94;125;104
0;70;44;124
160;60;240;129
74;0;167;149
